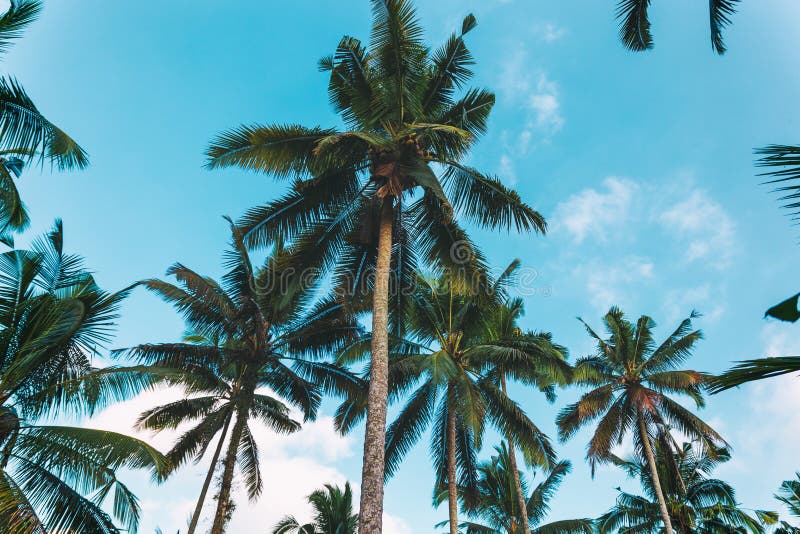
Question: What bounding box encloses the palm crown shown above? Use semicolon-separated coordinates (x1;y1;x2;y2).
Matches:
0;221;168;534
272;482;358;534
206;0;544;312
598;442;767;534
447;442;594;534
557;308;722;470
118;222;363;533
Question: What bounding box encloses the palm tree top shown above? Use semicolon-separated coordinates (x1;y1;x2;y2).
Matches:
599;441;769;534
558;307;724;472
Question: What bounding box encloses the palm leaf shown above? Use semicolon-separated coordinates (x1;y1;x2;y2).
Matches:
0;77;88;170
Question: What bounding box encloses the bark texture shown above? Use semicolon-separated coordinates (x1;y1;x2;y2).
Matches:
638;413;674;534
187;416;231;534
500;372;532;534
211;410;247;534
357;199;394;534
447;400;459;534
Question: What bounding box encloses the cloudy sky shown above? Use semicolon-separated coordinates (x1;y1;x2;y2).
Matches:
7;0;800;531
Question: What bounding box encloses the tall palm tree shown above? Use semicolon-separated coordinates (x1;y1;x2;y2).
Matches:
0;221;169;533
272;482;358;534
119;222;363;534
205;3;545;529
556;307;724;534
598;442;767;533
0;1;88;233
481;291;571;534
342;269;563;534
616;0;739;54
441;442;594;534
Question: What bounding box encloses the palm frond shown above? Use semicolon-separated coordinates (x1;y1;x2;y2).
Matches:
0;77;88;170
709;0;739;54
616;0;653;52
709;357;800;393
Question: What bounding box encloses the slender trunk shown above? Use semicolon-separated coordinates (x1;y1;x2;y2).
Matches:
638;413;673;534
187;416;231;534
358;198;394;534
500;372;531;534
447;400;459;534
211;409;247;534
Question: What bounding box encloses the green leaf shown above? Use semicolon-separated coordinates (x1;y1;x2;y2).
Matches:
766;292;800;322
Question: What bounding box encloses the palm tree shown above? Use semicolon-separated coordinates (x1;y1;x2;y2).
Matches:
481;291;571;534
772;474;800;534
616;0;739;54
0;221;169;533
0;1;88;233
119;222;363;534
441;442;594;534
556;307;724;534
205;3;545;529
598;442;767;533
272;482;358;534
343;269;563;534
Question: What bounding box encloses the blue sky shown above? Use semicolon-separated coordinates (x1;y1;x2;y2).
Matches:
8;0;800;531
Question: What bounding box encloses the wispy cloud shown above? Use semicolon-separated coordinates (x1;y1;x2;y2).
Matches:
530;73;564;133
498;154;517;186
534;22;567;43
577;256;655;312
658;190;736;269
497;46;564;143
554;177;638;243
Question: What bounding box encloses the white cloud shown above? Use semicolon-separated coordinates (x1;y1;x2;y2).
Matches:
497;47;564;141
530;73;564;133
498;154;517;186
658;190;736;269
662;284;725;324
384;513;413;534
534;22;567;42
554;177;638;243
577;256;655;312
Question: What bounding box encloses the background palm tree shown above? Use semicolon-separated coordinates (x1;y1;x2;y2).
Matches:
439;442;593;534
272;482;358;534
771;474;800;534
0;1;88;234
118;223;363;534
556;307;724;534
616;0;739;54
0;221;169;534
481;288;571;534
205;2;545;529
598;442;768;533
341;269;561;534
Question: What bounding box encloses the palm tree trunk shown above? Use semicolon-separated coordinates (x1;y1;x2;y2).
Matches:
447;401;459;534
500;372;531;534
638;413;673;534
211;410;247;534
187;416;231;534
358;198;394;534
